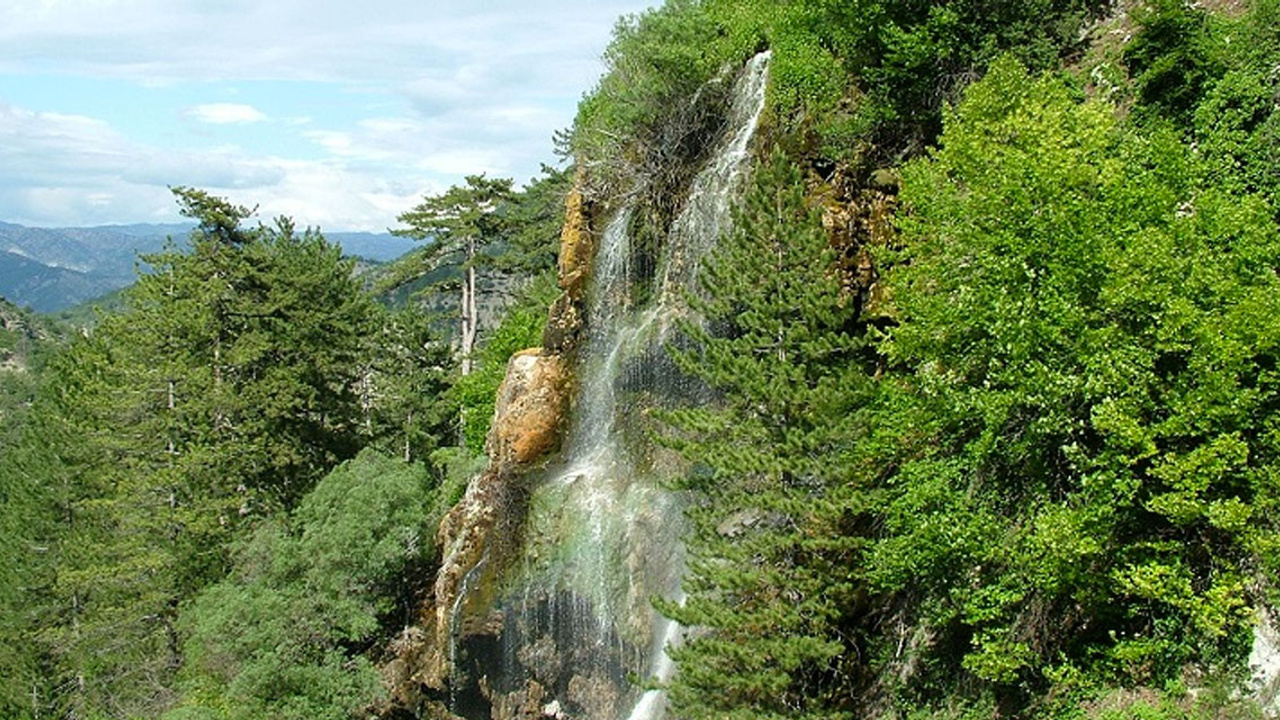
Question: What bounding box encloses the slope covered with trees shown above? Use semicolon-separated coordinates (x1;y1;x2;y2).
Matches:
0;170;566;718
6;0;1280;717
565;0;1280;718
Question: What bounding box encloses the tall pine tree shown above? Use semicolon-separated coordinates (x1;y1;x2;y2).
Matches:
392;174;514;376
661;152;875;719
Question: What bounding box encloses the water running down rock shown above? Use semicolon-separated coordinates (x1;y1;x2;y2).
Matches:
406;51;770;720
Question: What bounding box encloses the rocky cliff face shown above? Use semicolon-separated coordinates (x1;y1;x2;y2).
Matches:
382;178;596;718
814;166;898;324
382;53;778;720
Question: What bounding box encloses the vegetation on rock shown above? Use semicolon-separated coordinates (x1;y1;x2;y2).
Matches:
561;0;1280;718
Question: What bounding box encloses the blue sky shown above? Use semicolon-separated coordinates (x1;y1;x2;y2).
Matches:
0;0;658;230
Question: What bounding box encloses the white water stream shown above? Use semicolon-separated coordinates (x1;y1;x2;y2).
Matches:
501;51;770;720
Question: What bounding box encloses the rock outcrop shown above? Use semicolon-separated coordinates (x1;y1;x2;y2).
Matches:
487;350;570;467
382;173;597;716
542;184;594;355
814;166;898;321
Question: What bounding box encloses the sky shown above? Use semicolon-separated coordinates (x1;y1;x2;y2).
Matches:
0;0;659;231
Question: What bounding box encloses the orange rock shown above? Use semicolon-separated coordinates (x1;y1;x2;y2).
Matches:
556;183;595;297
486;349;569;466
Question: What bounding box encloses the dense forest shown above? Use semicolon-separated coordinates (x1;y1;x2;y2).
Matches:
0;176;567;718
4;0;1280;718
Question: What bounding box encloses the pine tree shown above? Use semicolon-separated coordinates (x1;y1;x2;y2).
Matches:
493;164;572;276
21;188;383;719
360;304;456;463
392;174;515;376
660;152;875;719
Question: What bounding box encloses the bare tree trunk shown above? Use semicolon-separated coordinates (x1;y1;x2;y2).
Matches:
404;410;414;463
460;235;478;376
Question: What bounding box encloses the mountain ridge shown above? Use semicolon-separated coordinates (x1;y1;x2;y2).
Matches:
0;221;417;312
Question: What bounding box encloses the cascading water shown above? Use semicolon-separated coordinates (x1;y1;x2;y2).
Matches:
466;51;770;720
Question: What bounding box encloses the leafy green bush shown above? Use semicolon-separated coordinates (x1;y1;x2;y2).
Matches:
572;0;731;188
169;450;442;720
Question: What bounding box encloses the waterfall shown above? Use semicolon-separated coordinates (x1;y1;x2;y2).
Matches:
475;51;770;720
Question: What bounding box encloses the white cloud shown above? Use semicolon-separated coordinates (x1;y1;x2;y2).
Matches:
0;100;434;230
186;103;268;124
0;0;662;228
0;1;655;85
0;104;132;185
122;151;287;189
304;130;357;157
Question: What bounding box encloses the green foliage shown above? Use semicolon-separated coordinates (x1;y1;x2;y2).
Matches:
169;450;439;720
390;174;518;381
572;0;730;186
0;188;449;720
392;174;515;273
1124;0;1225;128
1122;0;1280;216
876;56;1280;703
0;299;63;439
660;151;875;719
127;192;379;516
1082;680;1265;720
659;36;1280;715
572;0;1107;185
0;360;64;718
361;304;456;463
0;301;66;711
1188;2;1280;214
387;173;514;301
494;164;574;276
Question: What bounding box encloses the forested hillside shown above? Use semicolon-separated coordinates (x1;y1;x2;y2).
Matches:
564;0;1280;717
0;175;564;718
4;0;1280;718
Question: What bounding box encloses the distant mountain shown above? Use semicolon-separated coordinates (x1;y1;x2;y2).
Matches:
0;222;185;312
327;232;420;262
0;250;123;314
0;222;417;313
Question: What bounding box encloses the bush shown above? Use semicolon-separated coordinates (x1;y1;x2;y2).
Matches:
169;451;441;720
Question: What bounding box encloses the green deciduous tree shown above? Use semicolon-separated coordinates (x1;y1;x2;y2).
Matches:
168;450;443;720
873;57;1280;706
